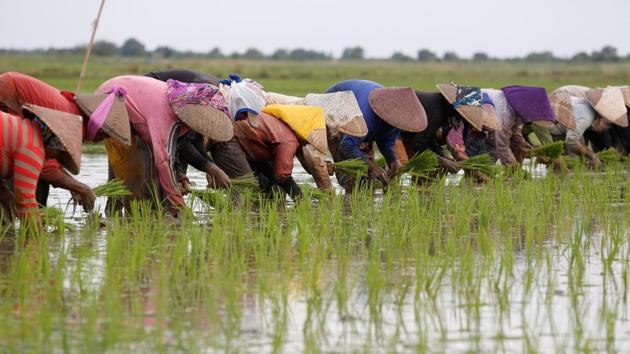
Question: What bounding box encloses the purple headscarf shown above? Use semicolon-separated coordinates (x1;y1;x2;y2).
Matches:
166;79;229;116
501;86;555;123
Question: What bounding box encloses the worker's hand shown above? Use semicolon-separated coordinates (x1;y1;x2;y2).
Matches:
514;146;531;163
471;170;490;184
367;162;389;186
552;158;571;176
585;150;601;170
437;156;460;174
387;160;402;178
179;174;192;192
71;186;96;212
326;160;335;176
206;164;231;189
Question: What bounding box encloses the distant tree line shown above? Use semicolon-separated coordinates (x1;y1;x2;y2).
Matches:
1;38;629;63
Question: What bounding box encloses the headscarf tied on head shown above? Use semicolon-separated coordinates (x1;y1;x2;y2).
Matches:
501;86;555;124
453;84;482;109
222;74;266;120
165;79;229;116
86;85;128;140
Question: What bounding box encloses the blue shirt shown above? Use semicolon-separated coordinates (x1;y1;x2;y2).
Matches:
325;80;400;163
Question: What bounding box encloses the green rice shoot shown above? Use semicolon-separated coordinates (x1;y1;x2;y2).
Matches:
529;124;554;145
531;141;565;159
396;150;438;177
457;154;501;177
229;172;260;191
597;148;625;164
92;179;132;197
333;159;369;177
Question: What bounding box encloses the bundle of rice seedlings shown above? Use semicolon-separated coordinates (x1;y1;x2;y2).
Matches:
192;189;230;209
529;124;554;145
597;148;625;164
456;154;501;177
562;156;582;170
396;150;438;177
92;179;132;197
229;172;260;191
375;156;386;168
531;141;565;160
332;159;369;177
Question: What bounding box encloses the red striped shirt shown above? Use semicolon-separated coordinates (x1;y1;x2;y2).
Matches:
0;111;44;218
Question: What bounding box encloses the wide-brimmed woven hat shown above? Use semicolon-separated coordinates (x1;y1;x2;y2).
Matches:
22;104;83;175
548;93;576;129
585;87;628;127
368;87;427;132
74;93;132;146
165;79;234;142
172;104;233;142
622;86;630;108
305;91;368;137
264;92;305;105
481;104;502;131
436;84;485;131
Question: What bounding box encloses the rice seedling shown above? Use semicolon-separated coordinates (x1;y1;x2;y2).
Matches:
92;179;132;197
563;156;582;170
531;141;565;160
529;124;554;145
395;149;438;177
229;172;260;191
457;153;502;177
332;158;369;177
597;148;626;164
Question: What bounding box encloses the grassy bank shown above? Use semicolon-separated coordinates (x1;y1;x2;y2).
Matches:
1;54;629;95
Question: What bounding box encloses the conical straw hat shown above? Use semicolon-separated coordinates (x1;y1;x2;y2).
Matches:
481;104;502;131
172;104;234;142
305;91;368;137
368;87;427;132
436;83;485;131
585;88;628;127
264;92;305;105
22;104;83;175
75;93;132;146
548;93;576;129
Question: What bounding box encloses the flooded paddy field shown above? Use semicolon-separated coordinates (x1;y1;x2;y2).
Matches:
1;155;629;353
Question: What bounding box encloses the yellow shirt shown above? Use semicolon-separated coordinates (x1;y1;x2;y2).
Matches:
262;104;325;142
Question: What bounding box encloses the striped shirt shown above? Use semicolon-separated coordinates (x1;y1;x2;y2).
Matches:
0;111;45;218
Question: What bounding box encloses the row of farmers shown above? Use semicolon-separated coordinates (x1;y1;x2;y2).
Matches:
0;70;628;225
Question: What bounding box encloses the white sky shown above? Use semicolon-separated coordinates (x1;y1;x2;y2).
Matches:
1;0;628;58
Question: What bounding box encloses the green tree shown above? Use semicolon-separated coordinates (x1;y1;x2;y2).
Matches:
92;40;118;56
472;52;489;61
120;38;146;56
391;52;412;61
417;48;437;61
443;51;459;61
341;47;364;60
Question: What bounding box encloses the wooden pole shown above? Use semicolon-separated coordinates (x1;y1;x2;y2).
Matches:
76;0;106;93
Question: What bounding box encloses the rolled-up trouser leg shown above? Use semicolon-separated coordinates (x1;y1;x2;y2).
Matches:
208;138;253;178
0;180;15;224
296;144;332;190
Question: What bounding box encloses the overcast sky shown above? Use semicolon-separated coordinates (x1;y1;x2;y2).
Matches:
1;0;628;58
